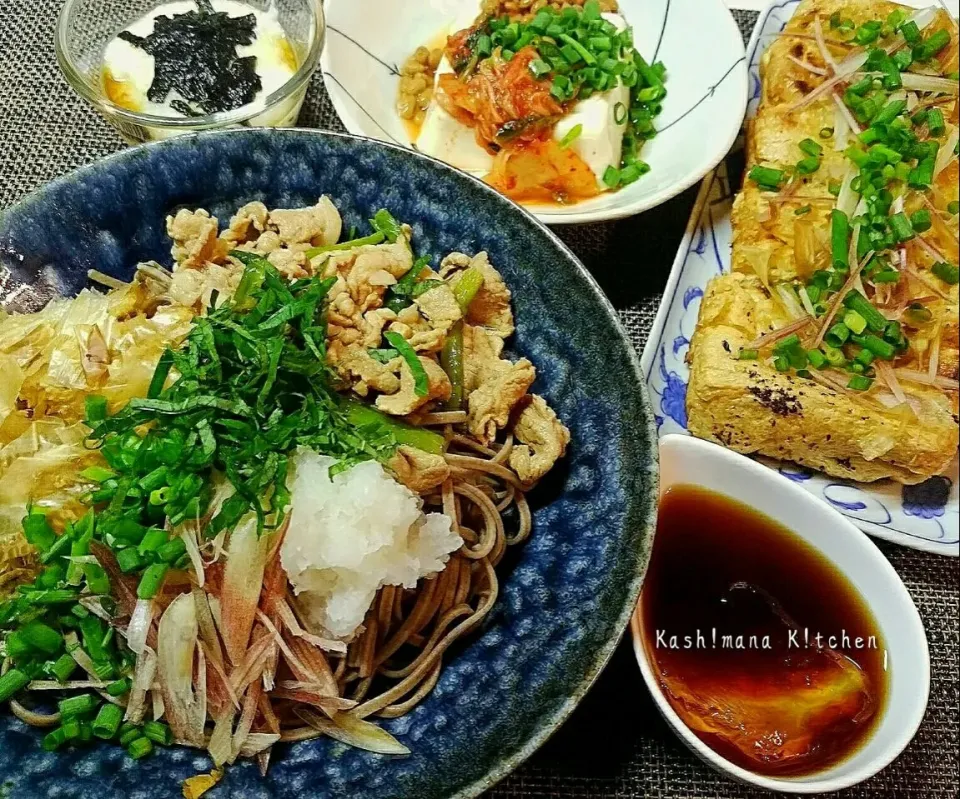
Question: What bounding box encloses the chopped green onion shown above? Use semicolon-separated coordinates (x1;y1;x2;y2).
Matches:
0;669;29;702
106;678;131;697
119;724;142;747
738;349;759;360
843;290;889;333
947;201;959;216
914;29;950;61
932;262;960;285
127;736;154;760
808;349;828;370
852;333;896;360
92;702;124;739
115;547;143;574
748;165;786;190
843;309;868;335
794;205;812;216
819;127;834;139
847;375;874;391
528;58;552;79
799;138;823;157
21;621;63;655
796;156;821;174
889;212;915;242
910;209;932;233
137;563;168;600
823;345;847;367
58;693;98;719
382;331;429;397
826;322;851;348
831;210;851;270
926;108;946;137
558;34;596;66
602;165;621;189
50;653;77;683
143;720;173;746
558;123;583;148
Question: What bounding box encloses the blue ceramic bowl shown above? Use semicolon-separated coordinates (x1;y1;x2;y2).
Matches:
0;129;658;799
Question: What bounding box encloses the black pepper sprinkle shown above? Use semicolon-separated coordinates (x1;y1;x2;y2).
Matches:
118;0;262;115
747;385;803;417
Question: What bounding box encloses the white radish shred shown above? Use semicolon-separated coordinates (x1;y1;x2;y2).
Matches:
833;92;862;135
833;98;851;149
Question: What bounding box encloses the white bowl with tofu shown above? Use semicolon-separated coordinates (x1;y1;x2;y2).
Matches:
321;0;748;225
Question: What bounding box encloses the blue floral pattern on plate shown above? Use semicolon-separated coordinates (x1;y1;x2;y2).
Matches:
640;0;959;557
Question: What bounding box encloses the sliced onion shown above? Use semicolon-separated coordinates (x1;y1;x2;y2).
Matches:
78;596;115;624
178;521;205;587
156;592;205;746
295;707;410;755
152;690;165;721
192;588;225;669
208;707;236;767
935;128;958;178
10;701;60;727
876;361;908;406
786;70;854;113
220;515;268;666
276;598;347;654
833;97;851;149
238;733;280;758
230;682;261;764
125;645;156;724
836;164;860;216
743;316;814;351
895;369;960;390
776;284;807;320
834;49;869;78
27;680;109;690
64;632;99;678
814;16;840;73
799;286;817;317
126;598;154;656
899;73;960;94
788;53;827;75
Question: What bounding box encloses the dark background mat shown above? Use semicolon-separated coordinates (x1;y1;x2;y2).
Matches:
0;4;956;797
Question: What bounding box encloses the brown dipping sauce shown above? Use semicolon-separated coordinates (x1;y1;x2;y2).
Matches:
640;485;888;777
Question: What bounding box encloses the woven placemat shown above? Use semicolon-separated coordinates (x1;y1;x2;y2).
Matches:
0;4;957;798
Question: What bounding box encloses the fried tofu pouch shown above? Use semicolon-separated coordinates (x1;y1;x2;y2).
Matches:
686;274;959;485
732;0;958;285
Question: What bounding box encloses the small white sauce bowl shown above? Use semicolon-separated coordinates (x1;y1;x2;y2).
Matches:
631;434;930;794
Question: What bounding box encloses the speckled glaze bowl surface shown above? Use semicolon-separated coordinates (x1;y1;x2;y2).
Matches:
0;129;658;799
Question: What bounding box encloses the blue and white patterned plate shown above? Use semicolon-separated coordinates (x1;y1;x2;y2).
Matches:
641;0;959;557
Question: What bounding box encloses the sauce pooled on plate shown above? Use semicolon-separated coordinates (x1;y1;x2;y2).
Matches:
640;485;888;776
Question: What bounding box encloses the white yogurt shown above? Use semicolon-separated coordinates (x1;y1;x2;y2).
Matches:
103;0;297;118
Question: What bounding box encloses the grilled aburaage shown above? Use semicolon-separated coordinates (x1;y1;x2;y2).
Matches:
687;0;959;484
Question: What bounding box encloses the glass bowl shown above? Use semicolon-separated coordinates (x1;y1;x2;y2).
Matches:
56;0;325;143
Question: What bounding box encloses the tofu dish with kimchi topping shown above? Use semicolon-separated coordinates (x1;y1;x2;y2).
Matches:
397;0;668;205
687;0;959;485
0;199;569;789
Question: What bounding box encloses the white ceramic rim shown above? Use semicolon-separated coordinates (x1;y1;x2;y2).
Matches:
630;434;931;794
320;0;749;225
